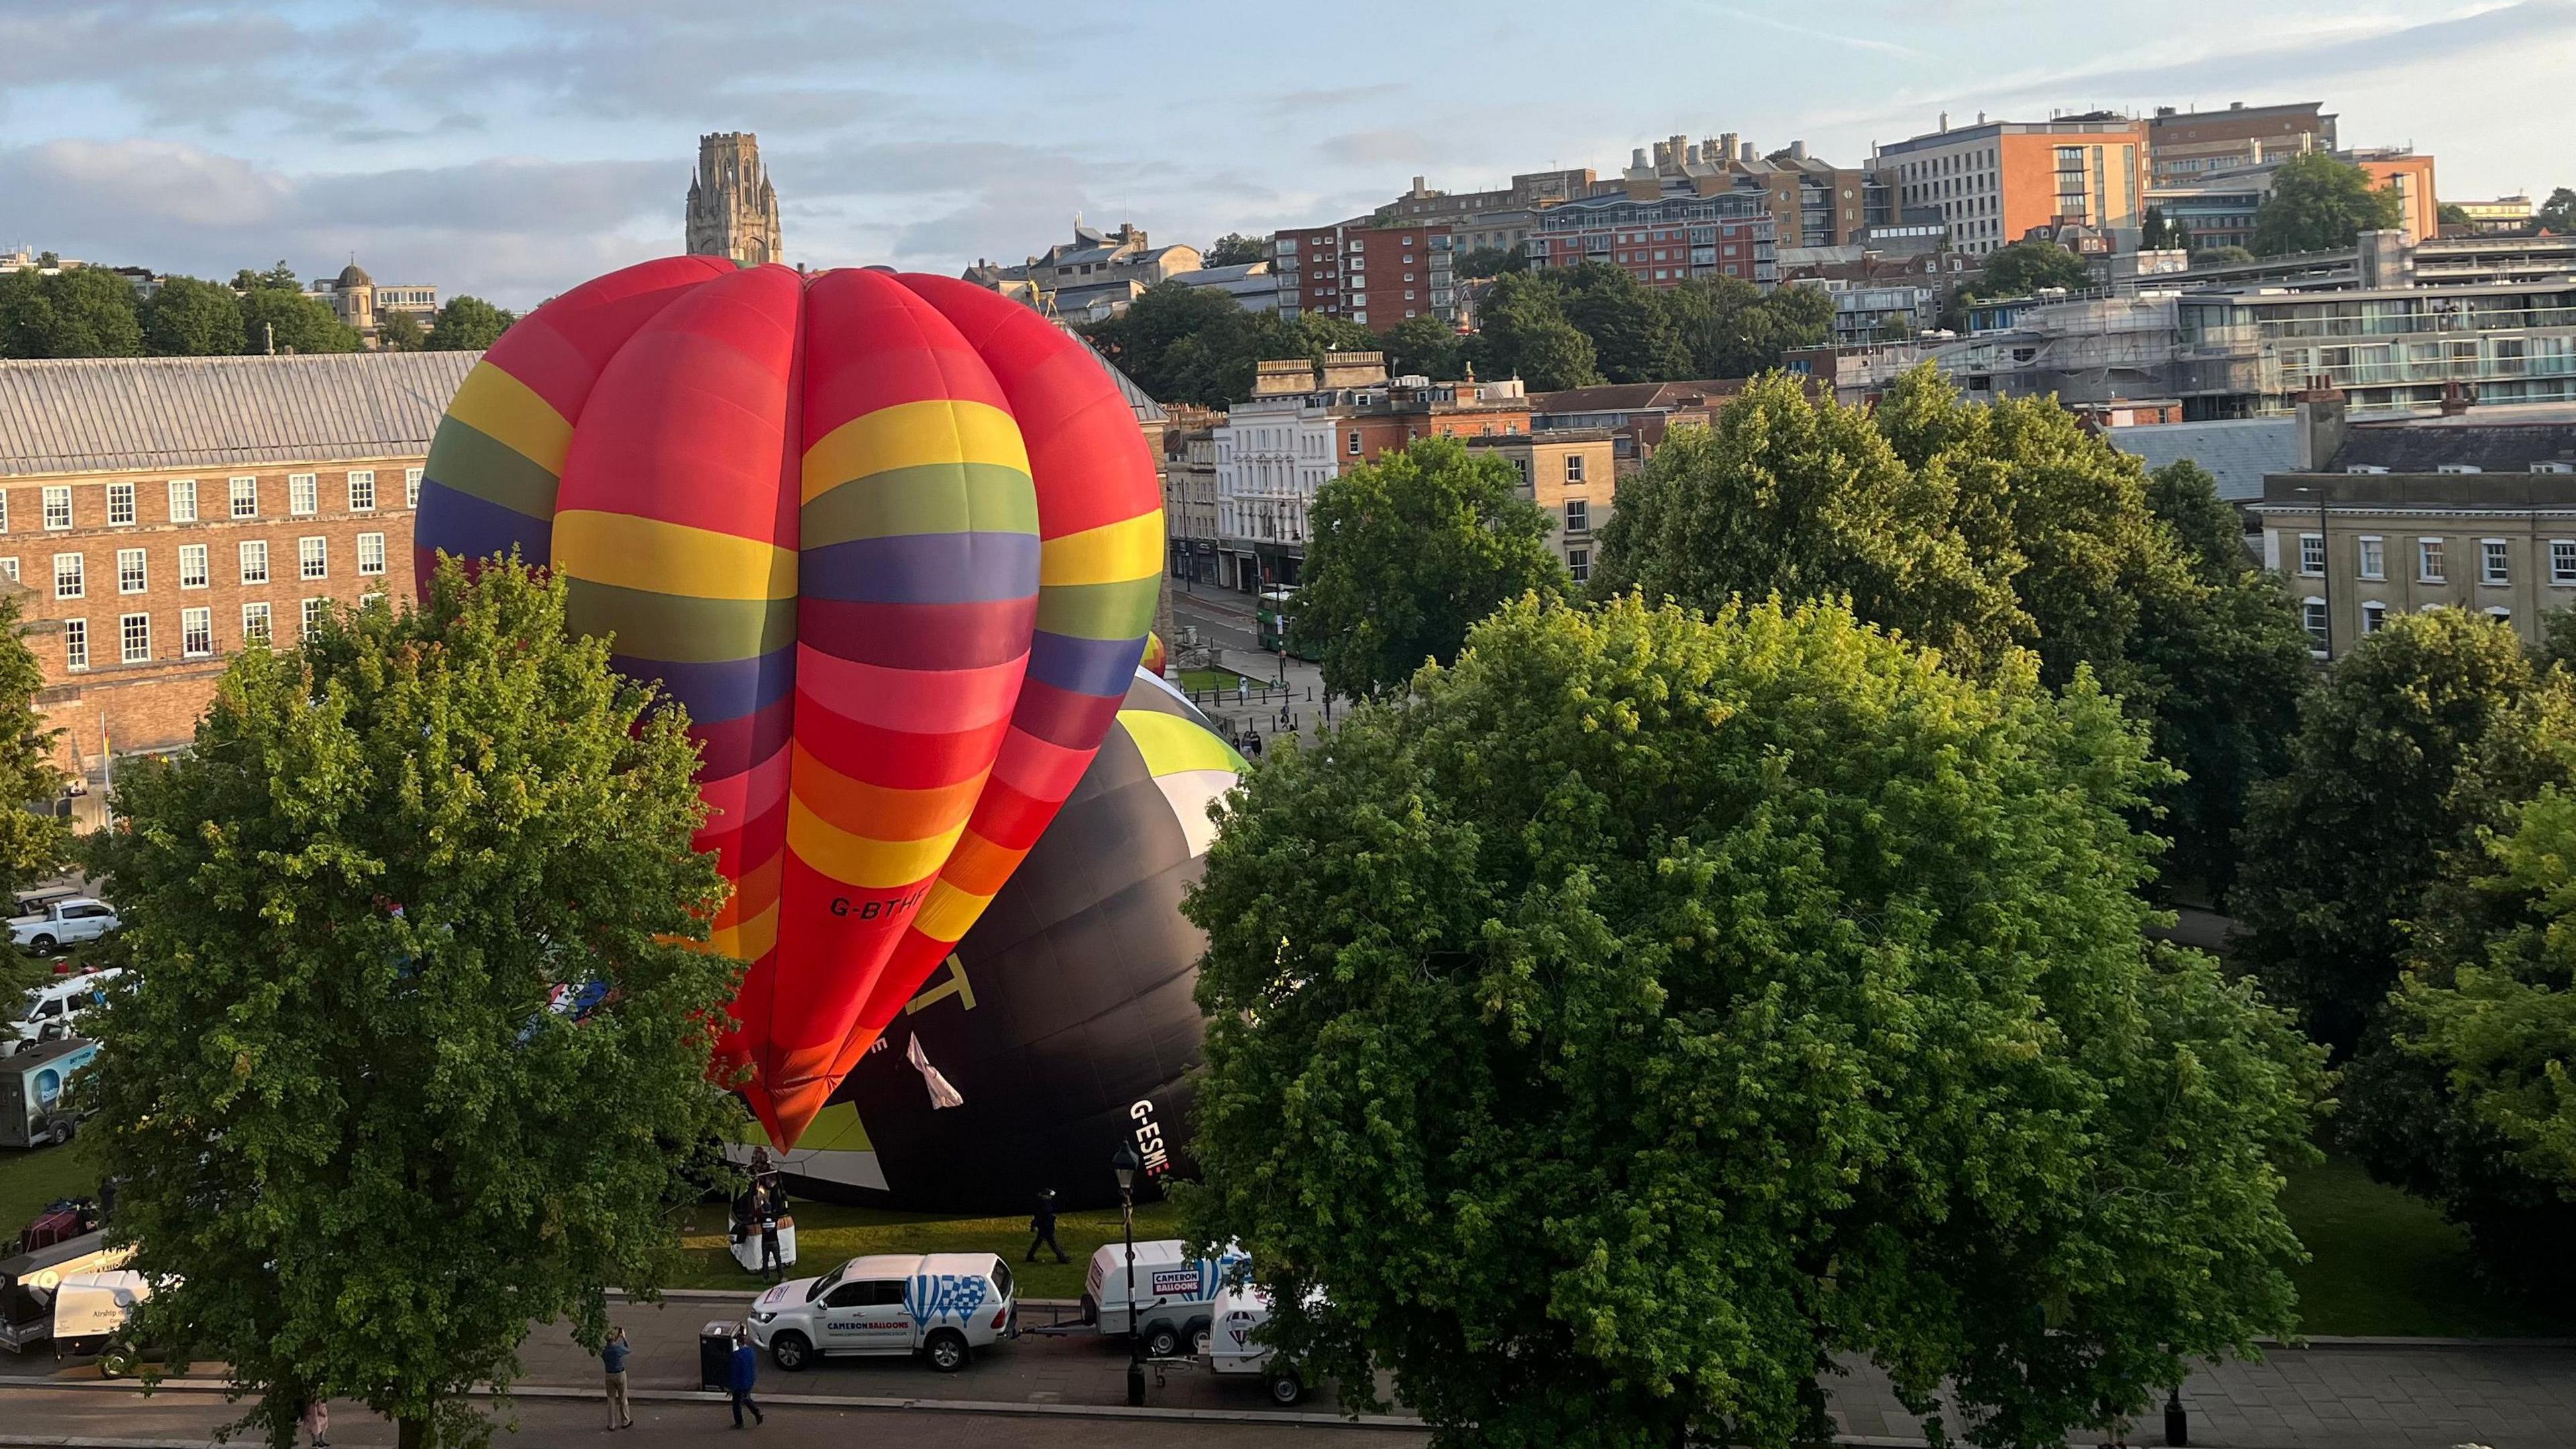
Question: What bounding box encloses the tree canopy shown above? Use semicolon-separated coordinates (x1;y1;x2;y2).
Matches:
0;266;146;358
1184;594;2324;1449
1452;246;1524;279
1287;437;1566;699
89;558;741;1449
1081;283;1392;407
0;594;67;895
1474;264;1829;388
239;286;360;354
1980;240;2094;297
1380;314;1464;381
1201;233;1266;266
139;276;247;356
425;296;515;352
2538;187;2576;233
2252;153;2406;256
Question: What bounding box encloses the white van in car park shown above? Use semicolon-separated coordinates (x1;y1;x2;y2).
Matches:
747;1252;1015;1373
1204;1283;1309;1405
1081;1239;1248;1358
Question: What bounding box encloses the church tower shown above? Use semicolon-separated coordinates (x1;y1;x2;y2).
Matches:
686;132;783;267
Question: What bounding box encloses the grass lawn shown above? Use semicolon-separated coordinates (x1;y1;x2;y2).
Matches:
1178;667;1248;694
2280;1154;2576;1337
0;1136;105;1236
669;1198;1182;1300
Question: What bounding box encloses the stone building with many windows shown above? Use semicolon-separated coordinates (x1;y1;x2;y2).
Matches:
1462;428;1619;586
0;351;473;810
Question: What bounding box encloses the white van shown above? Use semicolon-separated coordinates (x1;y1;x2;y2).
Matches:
52;1270;151;1376
12;973;115;1055
747;1252;1015;1373
1080;1239;1248;1358
1204;1283;1308;1405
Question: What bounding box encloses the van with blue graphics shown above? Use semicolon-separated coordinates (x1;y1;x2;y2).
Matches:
1081;1239;1248;1359
746;1251;1014;1373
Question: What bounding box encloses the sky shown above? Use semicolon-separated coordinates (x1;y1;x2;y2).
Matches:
2;0;2570;309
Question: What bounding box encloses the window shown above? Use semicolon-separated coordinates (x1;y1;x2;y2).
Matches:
107;482;136;527
347;470;376;513
239;540;269;584
42;486;70;530
229;477;258;519
288;473;318;517
2298;533;2324;575
1347;431;1361;457
358;532;386;576
2482;539;2510;585
119;612;150;664
1566;547;1590;584
179;544;208;590
1564;499;1590;534
181;606;212;659
167;479;197;523
52;553;83;600
241;602;272;645
0;559;14;584
2302;598;2328;653
2419;538;2447;582
404;467;423;510
62;619;86;672
116;547;146;594
2363;601;2388;634
299;537;327;580
2359;536;2385;580
2555;540;2576;586
0;491;9;533
302;598;327;636
1566;453;1587;484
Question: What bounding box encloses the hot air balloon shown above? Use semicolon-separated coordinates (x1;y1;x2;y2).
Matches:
744;670;1243;1210
414;258;1165;1148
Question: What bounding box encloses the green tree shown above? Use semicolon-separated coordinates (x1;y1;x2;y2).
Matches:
2192;245;2257;266
1380;315;1460;380
2538;187;2576;233
1661;274;1833;376
1185;594;2325;1449
2140;205;2177;249
1477;274;1601;390
1975;240;2092;297
0;267;144;358
2437;203;2473;231
89;558;741;1449
1293;311;1376;356
0;594;68;906
1201;232;1265;266
239;286;360;354
1550;260;1687;383
374;307;427;352
232;261;301;292
425;296;515;352
2129;461;2314;890
1453;246;1524;278
2233;610;2543;1056
2251;152;2405;256
139;276;246;356
1288;437;1564;699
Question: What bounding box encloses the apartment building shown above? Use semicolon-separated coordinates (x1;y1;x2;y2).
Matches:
1525;186;1776;288
0;352;472;798
1271;223;1456;333
1462;429;1619;584
1373;170;1599;256
2147;101;2337;184
1529;380;1756;473
1161;406;1223;584
1874;112;2150;255
2251;392;2576;657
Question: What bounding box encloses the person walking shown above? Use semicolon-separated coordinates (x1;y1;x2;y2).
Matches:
728;1329;764;1429
298;1395;330;1448
1026;1188;1067;1263
601;1325;634;1431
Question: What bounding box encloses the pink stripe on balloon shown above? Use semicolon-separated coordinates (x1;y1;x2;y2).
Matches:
790;645;1029;735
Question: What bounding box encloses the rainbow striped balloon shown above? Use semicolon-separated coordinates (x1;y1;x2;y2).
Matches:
415;260;1163;1146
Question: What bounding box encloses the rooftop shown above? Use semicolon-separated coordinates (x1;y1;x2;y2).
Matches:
2330;408;2576;474
1530;380;1752;415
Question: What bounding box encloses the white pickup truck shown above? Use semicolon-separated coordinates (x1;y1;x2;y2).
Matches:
9;900;119;955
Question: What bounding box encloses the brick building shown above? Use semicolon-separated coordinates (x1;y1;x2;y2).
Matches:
0;352;474;806
2147;101;2337;185
1271;223;1457;332
1874;112;2151;255
1525;186;1777;287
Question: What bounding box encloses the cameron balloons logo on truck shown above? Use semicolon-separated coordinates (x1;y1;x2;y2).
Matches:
414;258;1163;1146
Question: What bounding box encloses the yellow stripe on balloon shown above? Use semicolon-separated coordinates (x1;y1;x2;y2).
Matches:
786;796;969;888
800;399;1030;505
445;363;575;477
1040;510;1167;587
553;510;799;601
911;878;992;943
704;900;781;963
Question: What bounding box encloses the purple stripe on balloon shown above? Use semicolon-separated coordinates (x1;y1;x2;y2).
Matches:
610;647;797;728
799;532;1041;605
1025;631;1146;698
417;478;553;566
690;694;796;781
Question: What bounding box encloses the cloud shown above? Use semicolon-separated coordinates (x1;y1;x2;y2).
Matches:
1258;83;1411;116
1688;3;1931;57
1316;128;1456;168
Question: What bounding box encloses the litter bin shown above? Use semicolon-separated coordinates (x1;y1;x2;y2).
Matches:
699;1322;737;1393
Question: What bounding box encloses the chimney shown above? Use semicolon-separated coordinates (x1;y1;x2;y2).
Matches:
2294;376;2347;471
1939;111;1949;133
1789;140;1808;161
1718;132;1740;167
1739;141;1756;163
1412;174;1426;195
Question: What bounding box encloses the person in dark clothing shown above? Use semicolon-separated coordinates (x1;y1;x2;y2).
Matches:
758;1205;784;1283
728;1331;763;1429
1026;1188;1067;1263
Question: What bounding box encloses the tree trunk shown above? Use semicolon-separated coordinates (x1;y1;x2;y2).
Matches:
396;1412;433;1449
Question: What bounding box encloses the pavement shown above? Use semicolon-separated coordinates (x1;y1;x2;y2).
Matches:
1169;589;1336;751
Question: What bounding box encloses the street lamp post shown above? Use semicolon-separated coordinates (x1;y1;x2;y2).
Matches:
1112;1142;1144;1407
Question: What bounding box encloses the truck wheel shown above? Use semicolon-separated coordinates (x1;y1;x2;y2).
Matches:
1267;1368;1305;1405
1144;1323;1181;1359
924;1330;968;1373
99;1345;136;1380
29;935;53;955
768;1332;810;1372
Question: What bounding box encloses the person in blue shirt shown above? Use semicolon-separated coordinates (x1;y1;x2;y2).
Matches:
600;1325;633;1431
729;1329;764;1430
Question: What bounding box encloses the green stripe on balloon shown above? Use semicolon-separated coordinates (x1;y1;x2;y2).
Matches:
561;579;799;663
422;417;562;520
799;462;1040;547
1034;576;1162;641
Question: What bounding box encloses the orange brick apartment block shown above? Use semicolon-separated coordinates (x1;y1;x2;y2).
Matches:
0;352;480;790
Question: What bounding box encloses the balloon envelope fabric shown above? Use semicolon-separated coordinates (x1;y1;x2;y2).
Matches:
415;260;1163;1146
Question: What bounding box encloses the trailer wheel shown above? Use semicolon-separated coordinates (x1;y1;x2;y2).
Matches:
1144;1322;1182;1359
99;1345;136;1380
1267;1367;1305;1405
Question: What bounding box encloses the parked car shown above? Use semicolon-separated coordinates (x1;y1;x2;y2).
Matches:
1080;1239;1248;1359
9;900;118;955
747;1252;1016;1373
11;973;117;1054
